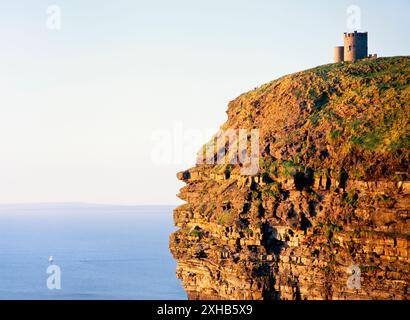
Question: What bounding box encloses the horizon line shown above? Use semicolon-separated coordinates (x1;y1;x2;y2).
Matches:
0;202;182;207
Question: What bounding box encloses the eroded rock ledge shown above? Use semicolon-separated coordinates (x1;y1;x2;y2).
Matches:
170;57;410;300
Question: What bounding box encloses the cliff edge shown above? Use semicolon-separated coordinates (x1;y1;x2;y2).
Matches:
170;56;410;300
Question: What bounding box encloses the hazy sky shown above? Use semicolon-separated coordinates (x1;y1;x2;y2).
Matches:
0;0;409;205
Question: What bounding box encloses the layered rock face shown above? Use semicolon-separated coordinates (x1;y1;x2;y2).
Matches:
170;57;410;300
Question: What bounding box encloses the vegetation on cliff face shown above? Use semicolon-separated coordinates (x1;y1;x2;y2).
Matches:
171;57;410;300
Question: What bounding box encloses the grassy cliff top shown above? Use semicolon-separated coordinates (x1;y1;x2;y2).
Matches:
219;56;410;181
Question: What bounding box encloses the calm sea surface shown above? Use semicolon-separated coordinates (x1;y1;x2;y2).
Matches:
0;204;186;299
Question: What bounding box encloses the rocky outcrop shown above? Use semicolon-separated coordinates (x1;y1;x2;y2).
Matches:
170;57;410;300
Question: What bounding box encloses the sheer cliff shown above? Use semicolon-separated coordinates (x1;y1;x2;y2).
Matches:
170;56;410;300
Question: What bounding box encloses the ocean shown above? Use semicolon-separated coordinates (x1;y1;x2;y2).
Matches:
0;204;186;300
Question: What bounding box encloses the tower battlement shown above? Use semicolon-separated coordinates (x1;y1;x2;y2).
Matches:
344;31;368;38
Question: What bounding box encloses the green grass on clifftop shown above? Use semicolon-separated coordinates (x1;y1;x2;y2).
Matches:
222;56;410;181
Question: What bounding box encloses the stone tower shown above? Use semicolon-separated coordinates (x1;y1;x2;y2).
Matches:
334;46;344;63
343;31;368;62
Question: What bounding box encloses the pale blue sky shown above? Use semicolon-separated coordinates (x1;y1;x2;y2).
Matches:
0;0;409;205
